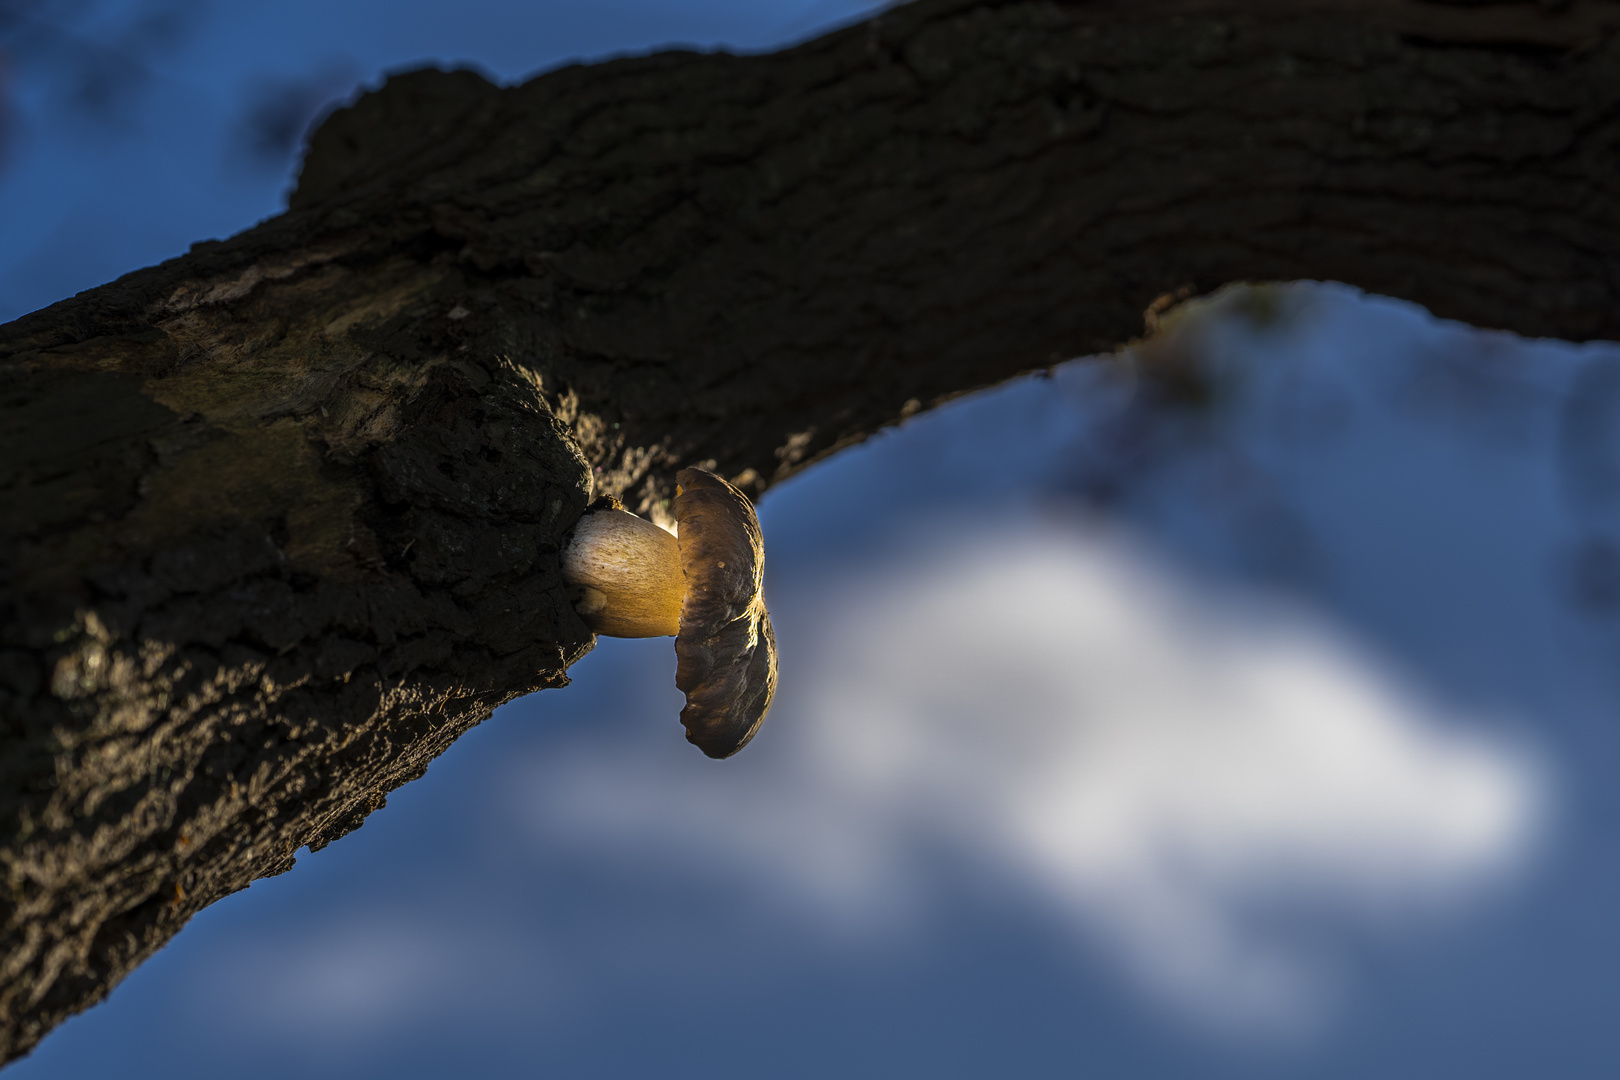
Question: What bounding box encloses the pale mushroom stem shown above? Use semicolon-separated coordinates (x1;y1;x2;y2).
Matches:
560;509;685;637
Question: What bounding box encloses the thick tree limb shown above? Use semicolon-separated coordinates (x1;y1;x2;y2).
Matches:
3;0;1619;1062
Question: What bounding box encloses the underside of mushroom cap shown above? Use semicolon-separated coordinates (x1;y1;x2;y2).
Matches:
673;468;778;758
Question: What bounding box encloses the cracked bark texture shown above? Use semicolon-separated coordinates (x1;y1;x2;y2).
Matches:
3;0;1620;1063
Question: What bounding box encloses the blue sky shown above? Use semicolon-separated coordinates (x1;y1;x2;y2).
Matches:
5;4;1619;1078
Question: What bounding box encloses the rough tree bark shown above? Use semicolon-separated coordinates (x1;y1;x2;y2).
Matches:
2;0;1619;1062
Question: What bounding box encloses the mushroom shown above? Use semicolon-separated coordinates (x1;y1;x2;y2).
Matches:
560;467;778;758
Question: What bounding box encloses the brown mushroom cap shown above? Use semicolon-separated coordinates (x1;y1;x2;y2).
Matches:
673;468;778;758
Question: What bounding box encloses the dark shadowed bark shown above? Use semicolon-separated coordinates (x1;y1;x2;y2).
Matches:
3;0;1619;1062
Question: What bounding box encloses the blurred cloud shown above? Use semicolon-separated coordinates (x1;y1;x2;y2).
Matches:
192;907;558;1045
230;916;472;1032
0;0;207;130
517;514;1546;1038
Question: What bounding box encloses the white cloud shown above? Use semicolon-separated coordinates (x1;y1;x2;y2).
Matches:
526;515;1546;1037
192;913;547;1042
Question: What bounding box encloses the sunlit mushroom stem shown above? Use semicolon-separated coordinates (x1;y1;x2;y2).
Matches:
560;509;685;637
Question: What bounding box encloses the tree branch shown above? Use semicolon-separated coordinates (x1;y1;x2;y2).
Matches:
3;0;1618;1061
